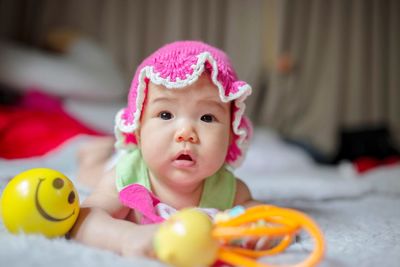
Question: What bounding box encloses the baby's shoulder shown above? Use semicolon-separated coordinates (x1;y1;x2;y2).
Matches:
82;168;130;217
86;168;118;200
233;178;253;206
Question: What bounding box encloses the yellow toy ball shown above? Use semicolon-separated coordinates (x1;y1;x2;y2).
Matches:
1;168;80;238
154;209;219;267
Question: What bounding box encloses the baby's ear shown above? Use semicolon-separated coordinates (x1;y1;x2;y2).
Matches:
229;103;235;145
134;129;141;146
229;129;234;145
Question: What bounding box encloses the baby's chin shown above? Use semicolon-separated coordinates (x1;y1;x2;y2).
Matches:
162;169;210;189
154;161;224;187
167;170;204;185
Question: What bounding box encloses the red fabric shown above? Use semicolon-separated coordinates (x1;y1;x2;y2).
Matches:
0;90;102;159
353;156;400;174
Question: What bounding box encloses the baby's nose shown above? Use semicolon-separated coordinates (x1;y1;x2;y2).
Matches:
174;126;199;144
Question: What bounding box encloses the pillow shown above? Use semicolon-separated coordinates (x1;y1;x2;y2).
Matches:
0;40;125;101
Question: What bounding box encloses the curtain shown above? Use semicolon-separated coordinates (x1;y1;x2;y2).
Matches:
0;0;265;117
0;0;263;117
260;0;400;156
3;0;398;157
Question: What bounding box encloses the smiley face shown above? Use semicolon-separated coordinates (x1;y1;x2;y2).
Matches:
35;177;77;222
1;168;80;238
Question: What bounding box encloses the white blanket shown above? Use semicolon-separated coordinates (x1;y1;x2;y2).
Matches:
1;129;400;267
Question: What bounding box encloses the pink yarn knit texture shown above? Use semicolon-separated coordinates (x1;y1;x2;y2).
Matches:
115;40;252;168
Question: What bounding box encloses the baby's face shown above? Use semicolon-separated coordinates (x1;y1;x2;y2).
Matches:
138;74;231;189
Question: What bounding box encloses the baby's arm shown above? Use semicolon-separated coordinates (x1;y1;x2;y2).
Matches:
234;178;263;207
70;169;158;258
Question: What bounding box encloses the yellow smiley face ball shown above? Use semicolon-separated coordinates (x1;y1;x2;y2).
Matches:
1;168;80;238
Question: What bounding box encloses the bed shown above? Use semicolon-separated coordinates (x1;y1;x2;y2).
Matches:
1;41;399;267
1;126;399;267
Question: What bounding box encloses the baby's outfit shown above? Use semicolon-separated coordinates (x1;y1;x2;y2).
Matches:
116;149;236;224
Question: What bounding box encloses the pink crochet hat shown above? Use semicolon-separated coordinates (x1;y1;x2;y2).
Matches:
115;40;252;168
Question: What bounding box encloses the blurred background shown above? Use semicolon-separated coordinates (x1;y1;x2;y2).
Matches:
0;0;399;165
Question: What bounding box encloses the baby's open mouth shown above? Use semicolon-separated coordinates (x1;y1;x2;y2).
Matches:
177;154;193;161
173;152;196;168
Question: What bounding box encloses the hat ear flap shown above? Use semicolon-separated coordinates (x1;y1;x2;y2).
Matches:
225;115;253;168
123;132;138;145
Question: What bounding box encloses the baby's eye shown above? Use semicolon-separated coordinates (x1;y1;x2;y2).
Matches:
158;111;173;120
200;114;215;123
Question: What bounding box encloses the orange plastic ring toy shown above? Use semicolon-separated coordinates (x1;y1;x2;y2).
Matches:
213;205;325;267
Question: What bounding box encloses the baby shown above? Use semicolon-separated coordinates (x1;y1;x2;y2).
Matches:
71;40;260;258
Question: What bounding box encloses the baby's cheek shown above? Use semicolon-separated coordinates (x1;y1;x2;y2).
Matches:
210;130;230;151
206;140;229;165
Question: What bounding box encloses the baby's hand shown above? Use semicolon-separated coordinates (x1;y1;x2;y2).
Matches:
240;235;284;251
121;223;159;258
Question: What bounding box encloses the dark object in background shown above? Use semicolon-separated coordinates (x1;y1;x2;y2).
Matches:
284;138;333;164
0;84;22;105
334;126;400;163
